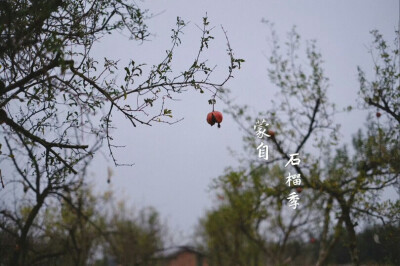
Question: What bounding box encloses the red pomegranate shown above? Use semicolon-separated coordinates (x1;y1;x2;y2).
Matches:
296;187;303;193
376;112;381;118
267;130;275;137
207;111;223;128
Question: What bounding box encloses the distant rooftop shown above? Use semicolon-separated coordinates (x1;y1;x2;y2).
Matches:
154;245;204;259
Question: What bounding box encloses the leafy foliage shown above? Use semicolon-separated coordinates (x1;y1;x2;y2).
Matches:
0;1;243;265
0;185;165;266
198;25;399;266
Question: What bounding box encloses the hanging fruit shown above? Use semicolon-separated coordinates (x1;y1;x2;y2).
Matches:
207;111;223;128
267;129;275;137
376;112;381;118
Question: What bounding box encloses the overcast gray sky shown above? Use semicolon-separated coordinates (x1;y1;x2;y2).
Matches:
89;0;398;244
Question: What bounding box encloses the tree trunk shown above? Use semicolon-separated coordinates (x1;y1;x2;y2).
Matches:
316;197;343;266
11;189;48;266
339;203;359;266
343;214;359;266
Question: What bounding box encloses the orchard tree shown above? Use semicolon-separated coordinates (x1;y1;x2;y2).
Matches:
199;25;399;266
0;138;100;266
199;25;344;265
26;185;105;266
197;198;266;266
196;166;324;265
263;27;399;266
102;204;164;265
0;183;166;265
0;0;242;174
0;1;242;265
358;30;400;126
